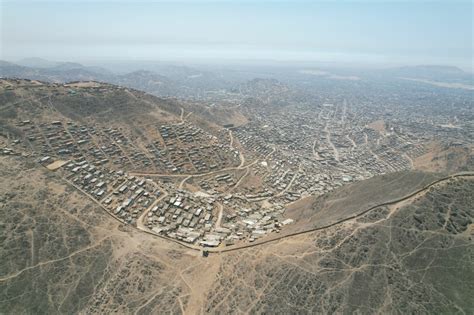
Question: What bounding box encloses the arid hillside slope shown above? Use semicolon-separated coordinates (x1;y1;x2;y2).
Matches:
1;154;472;314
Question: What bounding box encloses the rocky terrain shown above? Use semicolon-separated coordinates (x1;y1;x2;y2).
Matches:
1;151;473;314
0;78;473;314
205;175;474;314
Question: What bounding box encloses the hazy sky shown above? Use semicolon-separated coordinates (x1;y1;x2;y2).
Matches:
1;0;472;68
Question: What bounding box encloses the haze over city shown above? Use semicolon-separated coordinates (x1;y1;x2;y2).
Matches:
1;0;473;70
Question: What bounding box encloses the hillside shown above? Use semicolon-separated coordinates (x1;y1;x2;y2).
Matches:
1;151;472;313
0;78;473;314
0;61;113;83
204;174;473;313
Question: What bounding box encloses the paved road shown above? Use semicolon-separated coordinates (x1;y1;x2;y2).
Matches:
324;122;340;161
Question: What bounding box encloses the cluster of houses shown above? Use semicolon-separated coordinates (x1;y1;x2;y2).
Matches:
144;191;217;243
6;87;469;249
142;189;296;247
157;122;240;174
198;172;236;191
227;103;428;202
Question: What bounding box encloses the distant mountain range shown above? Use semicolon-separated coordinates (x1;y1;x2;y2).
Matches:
1;59;472;97
0;59;241;98
0;60;113;83
16;57;65;68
